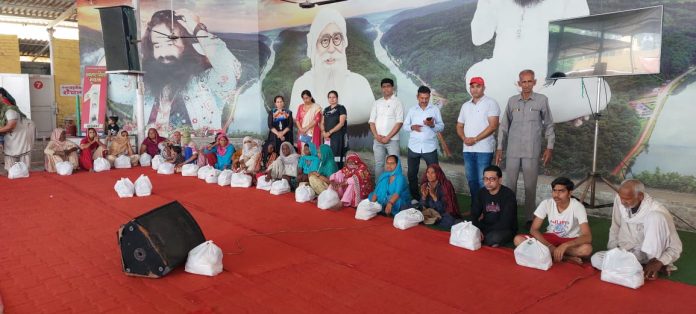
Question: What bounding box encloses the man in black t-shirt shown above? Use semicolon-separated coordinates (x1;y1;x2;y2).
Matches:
470;165;518;247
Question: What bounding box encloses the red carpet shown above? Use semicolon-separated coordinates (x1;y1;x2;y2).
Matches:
1;168;695;313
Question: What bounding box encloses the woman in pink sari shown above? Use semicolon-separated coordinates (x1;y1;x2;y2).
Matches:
79;128;107;170
329;152;374;207
294;90;322;151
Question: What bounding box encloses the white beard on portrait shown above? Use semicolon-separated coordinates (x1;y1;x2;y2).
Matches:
311;50;348;103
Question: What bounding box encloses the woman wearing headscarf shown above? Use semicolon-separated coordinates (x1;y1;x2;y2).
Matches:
267;95;294;154
329;152;373;207
79;127;107;171
0;91;35;173
419;163;461;227
294;90;322;151
320;90;348;168
296;139;320;184
264;141;300;181
307;144;338;194
204;132;223;166
368;155;411;216
139;128;166;157
235;136;262;173
106;130;139;167
202;134;235;170
178;130;204;168
44;128;79;172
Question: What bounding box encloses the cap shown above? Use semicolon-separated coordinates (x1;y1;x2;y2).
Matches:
469;77;485;86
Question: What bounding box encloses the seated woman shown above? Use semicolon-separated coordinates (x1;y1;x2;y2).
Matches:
44;128;79;172
296;141;319;184
139;128;166;157
256;142;278;182
235;137;262;174
307;144;338;195
329;152;373;207
204;132;223;166
174;130;203;172
264;141;299;182
419;164;461;228
106;130;139;166
202;134;235;170
79;127;107;171
368;155;411;216
163;145;184;165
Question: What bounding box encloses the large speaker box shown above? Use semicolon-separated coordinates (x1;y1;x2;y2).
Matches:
97;5;141;72
118;201;205;278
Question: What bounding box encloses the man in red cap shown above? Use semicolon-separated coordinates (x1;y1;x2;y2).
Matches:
456;76;501;197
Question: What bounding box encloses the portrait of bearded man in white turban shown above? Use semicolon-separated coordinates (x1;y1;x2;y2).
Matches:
290;8;375;125
466;0;611;124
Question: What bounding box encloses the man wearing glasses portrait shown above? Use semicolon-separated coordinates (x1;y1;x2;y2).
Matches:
290;8;374;126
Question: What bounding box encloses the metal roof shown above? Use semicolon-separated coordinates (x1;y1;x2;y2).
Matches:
19;38;50;57
0;0;76;21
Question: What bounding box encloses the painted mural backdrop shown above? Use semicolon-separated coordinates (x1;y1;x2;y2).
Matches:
78;0;696;194
77;0;268;137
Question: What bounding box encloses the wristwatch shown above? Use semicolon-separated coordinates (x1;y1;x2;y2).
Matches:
193;23;208;37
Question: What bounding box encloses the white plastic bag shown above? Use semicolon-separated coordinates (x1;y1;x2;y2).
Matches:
93;157;111;172
114;177;135;198
157;162;175;175
256;176;273;191
181;164;199;177
601;248;644;289
134;174;153;197
270;179;291;195
295;184;315;203
114;155;132;169
197;165;213;180
55;161;73;176
205;169;221;184
185;240;223;277
514;237;553;271
355;199;382;220
230;172;252;188
217;169;233;186
393;208;424;230
139;153;152;167
151;155;164;171
449;221;482;251
8;162;29;179
317;188;340;210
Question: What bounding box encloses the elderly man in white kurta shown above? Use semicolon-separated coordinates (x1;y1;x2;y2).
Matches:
290;8;374;125
591;180;682;280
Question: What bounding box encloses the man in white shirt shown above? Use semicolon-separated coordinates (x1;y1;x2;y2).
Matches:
514;177;593;264
591;180;682;280
369;78;404;179
456;77;500;197
403;85;444;199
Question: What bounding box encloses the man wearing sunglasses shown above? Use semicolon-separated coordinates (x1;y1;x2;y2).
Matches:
290;8;374;125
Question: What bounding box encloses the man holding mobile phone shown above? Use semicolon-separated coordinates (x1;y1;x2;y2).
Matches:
403;85;444;199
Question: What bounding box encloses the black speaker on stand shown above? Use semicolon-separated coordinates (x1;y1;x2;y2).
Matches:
97;5;141;72
118;201;205;278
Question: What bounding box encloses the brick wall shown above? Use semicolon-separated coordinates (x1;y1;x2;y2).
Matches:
0;34;21;73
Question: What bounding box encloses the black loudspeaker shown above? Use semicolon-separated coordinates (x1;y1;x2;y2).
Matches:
97;5;141;72
118;201;205;278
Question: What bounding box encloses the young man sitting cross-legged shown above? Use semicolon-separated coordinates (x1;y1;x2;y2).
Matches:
513;177;593;264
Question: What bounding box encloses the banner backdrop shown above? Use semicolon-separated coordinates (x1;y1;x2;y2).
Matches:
78;0;696;196
81;66;108;132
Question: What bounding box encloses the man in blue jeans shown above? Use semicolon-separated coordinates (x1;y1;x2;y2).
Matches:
403;86;444;199
456;77;500;197
369;78;404;180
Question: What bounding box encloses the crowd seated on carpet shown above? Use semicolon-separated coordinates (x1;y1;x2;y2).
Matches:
27;72;685;279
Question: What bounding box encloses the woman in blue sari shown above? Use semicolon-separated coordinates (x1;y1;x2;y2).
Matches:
369;155;412;216
202;134;235;170
308;143;338;194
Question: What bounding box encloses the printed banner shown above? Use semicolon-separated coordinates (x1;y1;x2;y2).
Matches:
81;66;108;132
